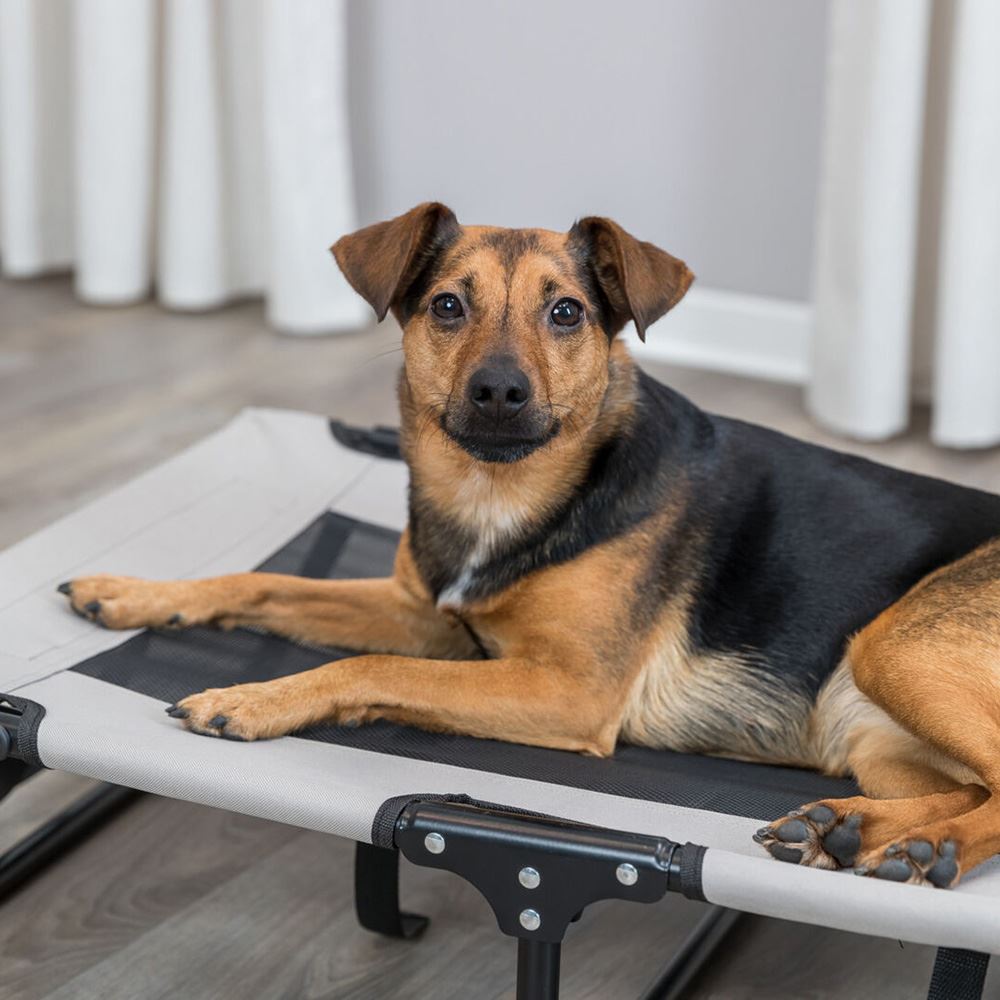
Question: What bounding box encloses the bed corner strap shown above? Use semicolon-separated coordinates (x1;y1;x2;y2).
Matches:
927;947;991;1000
675;842;708;902
370;793;468;848
0;694;47;768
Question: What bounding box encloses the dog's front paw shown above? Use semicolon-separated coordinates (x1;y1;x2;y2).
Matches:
167;681;302;741
58;576;202;630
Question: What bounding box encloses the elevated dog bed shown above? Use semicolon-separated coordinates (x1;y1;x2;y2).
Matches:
1;409;997;998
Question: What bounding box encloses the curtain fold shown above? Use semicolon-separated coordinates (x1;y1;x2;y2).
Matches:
74;0;156;303
931;0;1000;447
0;0;366;334
0;0;74;276
810;0;1000;449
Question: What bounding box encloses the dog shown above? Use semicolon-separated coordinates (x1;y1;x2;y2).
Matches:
59;202;1000;889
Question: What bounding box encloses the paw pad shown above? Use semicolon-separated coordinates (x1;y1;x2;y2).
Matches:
859;838;960;888
775;819;808;843
873;858;911;882
755;805;861;870
821;814;862;867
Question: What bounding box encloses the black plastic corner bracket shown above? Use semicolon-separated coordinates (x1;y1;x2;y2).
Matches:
0;694;46;767
394;799;697;945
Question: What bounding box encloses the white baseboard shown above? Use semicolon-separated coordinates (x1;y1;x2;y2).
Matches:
631;287;812;385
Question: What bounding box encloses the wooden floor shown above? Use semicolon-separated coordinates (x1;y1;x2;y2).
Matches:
3;274;999;999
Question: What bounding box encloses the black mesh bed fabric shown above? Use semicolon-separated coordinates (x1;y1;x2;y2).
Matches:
71;509;858;821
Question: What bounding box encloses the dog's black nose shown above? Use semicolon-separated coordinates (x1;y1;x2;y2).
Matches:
468;362;531;419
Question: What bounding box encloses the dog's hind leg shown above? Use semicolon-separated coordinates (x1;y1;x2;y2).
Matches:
755;721;987;871
760;538;1000;887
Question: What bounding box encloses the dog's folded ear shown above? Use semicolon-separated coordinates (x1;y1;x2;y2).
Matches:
331;203;459;321
570;217;693;341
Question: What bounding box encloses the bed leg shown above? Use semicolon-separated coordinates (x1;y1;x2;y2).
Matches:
927;947;990;1000
353;841;429;939
0;758;36;802
516;938;560;1000
388;797;708;1000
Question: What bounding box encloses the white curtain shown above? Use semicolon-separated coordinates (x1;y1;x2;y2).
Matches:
810;0;1000;448
0;0;366;334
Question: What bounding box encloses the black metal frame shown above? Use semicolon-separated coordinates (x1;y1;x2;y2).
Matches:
384;799;745;1000
0;698;994;998
354;797;994;1000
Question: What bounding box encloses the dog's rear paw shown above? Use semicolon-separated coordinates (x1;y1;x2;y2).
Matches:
754;804;863;870
57;575;196;630
855;838;960;888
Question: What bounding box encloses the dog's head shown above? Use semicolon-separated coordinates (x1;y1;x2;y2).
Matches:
332;203;693;464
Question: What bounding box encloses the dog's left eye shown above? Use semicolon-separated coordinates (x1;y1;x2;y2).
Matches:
430;293;464;320
550;298;583;327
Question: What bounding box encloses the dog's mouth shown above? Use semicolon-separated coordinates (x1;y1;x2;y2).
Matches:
441;415;561;464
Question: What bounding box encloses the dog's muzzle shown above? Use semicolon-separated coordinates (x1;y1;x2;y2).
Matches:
442;357;559;463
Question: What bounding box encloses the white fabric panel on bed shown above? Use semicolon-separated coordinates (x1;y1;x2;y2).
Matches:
0;409;380;688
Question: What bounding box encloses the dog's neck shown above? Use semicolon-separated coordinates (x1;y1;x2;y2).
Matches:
399;342;639;600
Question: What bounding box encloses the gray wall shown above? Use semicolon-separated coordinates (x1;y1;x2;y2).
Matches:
347;0;829;302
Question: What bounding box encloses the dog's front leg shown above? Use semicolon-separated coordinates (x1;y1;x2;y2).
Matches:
59;530;473;658
61;572;472;659
170;654;617;755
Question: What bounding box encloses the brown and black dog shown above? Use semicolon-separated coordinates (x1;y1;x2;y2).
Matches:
59;203;1000;889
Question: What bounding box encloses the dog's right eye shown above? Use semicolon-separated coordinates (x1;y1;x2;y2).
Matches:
430;293;464;321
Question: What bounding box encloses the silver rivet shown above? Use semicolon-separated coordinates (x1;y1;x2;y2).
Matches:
519;908;541;931
518;866;541;889
423;831;445;854
616;862;638;886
